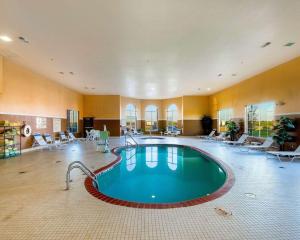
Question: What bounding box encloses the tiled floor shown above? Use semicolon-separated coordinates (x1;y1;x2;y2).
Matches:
0;136;299;240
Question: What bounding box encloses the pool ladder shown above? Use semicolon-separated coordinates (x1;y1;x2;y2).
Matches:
124;132;139;148
65;161;99;190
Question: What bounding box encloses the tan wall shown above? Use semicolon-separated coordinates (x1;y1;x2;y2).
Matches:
83;95;121;119
209;57;300;119
0;58;83;118
0;56;3;93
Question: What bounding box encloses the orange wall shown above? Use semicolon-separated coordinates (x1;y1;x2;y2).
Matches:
209;57;300;119
0;56;3;93
0;58;83;118
83;95;121;119
183;96;209;120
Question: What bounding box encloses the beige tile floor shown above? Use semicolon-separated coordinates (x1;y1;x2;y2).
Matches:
0;136;300;240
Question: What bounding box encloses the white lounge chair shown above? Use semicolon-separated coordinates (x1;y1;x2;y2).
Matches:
59;132;70;143
242;137;274;151
212;132;227;141
32;133;56;150
200;129;216;140
223;133;248;145
68;132;85;143
267;145;300;162
132;128;143;136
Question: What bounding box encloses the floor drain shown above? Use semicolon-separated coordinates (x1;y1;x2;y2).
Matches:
214;207;232;216
245;193;256;199
18;171;26;174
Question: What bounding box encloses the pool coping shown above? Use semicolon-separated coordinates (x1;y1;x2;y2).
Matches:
85;144;235;209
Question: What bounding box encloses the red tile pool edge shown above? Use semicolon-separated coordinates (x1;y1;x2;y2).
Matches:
85;144;235;209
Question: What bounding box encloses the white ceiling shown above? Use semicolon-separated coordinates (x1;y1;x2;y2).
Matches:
0;0;300;99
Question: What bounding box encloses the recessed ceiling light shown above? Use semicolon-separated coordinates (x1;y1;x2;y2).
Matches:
91;87;95;90
0;35;13;42
284;42;295;47
261;42;271;48
207;88;211;91
69;72;74;75
197;88;201;91
18;36;29;43
232;73;237;77
59;72;64;75
218;73;222;77
84;86;89;90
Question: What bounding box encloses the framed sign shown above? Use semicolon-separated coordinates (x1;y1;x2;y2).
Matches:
53;118;61;132
36;117;47;129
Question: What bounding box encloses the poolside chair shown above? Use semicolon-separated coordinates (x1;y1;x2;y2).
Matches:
212;132;227;141
59;132;70;143
223;133;248;145
44;133;65;149
199;129;216;139
32;133;56;150
132;128;143;136
267;145;300;162
67;132;85;143
242;137;274;151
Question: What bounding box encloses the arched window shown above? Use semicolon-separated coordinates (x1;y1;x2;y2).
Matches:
145;105;158;131
166;104;178;130
125;104;137;129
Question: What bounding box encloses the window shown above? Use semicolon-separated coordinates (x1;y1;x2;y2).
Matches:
125;104;137;129
218;108;233;132
166;104;178;130
67;110;79;133
145;105;158;131
246;102;275;138
36;117;47;129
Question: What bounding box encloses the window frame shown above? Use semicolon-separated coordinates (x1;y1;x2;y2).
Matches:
125;104;137;130
245;101;275;138
218;108;233;132
145;105;158;131
67;110;79;133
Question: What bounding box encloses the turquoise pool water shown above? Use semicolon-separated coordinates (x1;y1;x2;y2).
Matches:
97;145;227;204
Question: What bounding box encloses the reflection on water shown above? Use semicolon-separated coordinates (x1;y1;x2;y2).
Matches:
146;146;158;168
167;147;178;171
126;148;136;171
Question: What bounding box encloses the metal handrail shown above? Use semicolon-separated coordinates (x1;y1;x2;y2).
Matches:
66;161;98;190
124;132;139;148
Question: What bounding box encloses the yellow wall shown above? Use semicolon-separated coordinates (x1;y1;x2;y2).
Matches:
0;58;83;118
183;96;209;120
209;56;300;119
0;56;3;93
83;95;121;119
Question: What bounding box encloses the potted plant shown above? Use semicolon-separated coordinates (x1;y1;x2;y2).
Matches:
272;116;295;151
225;120;239;141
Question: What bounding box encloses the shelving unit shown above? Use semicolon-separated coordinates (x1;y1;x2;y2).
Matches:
0;125;22;159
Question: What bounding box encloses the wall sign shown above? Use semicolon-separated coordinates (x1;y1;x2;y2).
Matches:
53;118;61;132
36;117;47;129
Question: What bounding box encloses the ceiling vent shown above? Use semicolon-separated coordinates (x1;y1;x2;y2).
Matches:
284;42;295;47
261;42;271;48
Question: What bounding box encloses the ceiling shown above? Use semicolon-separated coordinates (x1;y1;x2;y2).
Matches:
0;0;300;99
